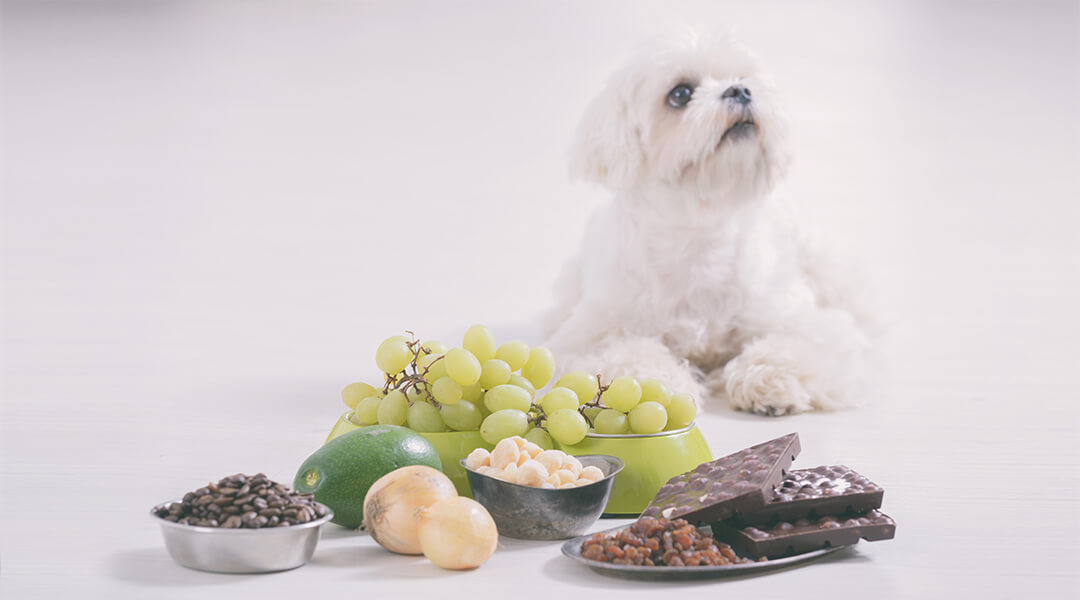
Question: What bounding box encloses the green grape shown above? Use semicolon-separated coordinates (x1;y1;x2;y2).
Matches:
629;401;667;434
406;384;429;404
407;401;447;432
462;324;497;362
377;389;408;426
521;347;555;388
444;348;482;386
441;400;482;431
495;341;530;371
524;427;554;450
666;393;697;430
640;379;673;407
375;336;413;375
478;359;512;389
420;340;448;355
431;376;463;405
583;406;602;425
417;353;447;381
602;376;642;412
539;387;579;415
555;371;600;405
341;382;379;409
478;394;492;419
546;409;588;445
483;384;532;413
480;409;529;445
461;382;484;403
351;395;382;425
594;408;630;434
507;374;536;399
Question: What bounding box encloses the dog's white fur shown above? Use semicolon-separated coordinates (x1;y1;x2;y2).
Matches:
542;30;878;416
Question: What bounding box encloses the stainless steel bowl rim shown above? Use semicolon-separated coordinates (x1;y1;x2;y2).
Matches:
459;454;625;490
150;499;334;533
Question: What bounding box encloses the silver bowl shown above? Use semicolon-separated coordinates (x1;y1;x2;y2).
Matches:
461;454;624;540
150;500;334;573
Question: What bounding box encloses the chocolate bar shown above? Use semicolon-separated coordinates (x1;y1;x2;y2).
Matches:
640;432;800;523
717;510;896;559
736;465;884;525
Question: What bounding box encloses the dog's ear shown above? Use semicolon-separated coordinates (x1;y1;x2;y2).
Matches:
568;76;644;190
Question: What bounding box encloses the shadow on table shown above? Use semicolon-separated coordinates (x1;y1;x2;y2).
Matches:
309;545;480;580
319;524;362;540
541;545;869;587
104;548;254;587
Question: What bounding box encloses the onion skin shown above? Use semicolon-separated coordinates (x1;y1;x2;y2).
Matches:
417;497;499;570
362;465;457;555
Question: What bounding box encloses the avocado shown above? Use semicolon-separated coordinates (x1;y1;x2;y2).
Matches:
293;424;442;528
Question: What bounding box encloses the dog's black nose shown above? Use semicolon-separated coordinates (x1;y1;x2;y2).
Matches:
721;85;752;104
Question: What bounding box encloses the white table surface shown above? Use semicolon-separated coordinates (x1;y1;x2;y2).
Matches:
2;1;1078;598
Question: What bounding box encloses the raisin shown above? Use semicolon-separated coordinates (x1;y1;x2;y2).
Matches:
579;517;752;567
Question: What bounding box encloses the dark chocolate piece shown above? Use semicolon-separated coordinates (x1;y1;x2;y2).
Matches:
736;465;884;525
717;510;896;559
641;433;800;523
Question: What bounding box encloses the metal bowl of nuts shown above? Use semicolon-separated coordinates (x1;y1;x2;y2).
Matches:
461;448;624;541
150;473;334;574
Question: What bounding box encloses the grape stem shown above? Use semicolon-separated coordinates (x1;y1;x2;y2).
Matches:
381;332;442;409
577;375;609;427
532;374;609;429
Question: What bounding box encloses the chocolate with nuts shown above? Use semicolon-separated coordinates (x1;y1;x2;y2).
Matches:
641;433;800;523
736;465;884;525
715;509;896;559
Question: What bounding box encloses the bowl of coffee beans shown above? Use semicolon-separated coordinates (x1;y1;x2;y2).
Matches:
150;472;333;573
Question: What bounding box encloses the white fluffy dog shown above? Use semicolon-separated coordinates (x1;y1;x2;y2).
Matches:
542;30;878;416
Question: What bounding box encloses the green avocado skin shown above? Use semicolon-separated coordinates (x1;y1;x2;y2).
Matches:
293;425;442;528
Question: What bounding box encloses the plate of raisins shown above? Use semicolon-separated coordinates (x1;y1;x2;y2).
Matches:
561;517;842;580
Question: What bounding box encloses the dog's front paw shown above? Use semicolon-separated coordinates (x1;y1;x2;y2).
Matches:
721;355;813;417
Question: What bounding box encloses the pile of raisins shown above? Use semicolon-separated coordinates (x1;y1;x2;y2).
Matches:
581;517;762;567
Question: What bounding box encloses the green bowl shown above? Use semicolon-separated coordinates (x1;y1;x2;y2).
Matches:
325;413;492;498
325;414;712;515
555;425;713;516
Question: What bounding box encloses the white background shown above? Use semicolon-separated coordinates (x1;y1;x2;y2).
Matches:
2;1;1078;598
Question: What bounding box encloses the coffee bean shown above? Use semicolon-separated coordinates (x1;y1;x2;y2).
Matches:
154;473;327;529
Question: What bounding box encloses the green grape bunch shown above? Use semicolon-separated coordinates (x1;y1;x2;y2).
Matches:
339;324;698;448
526;371;699;446
341;325;555;437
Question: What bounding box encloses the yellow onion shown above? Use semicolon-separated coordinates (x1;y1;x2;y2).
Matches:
362;465;457;555
417;496;499;570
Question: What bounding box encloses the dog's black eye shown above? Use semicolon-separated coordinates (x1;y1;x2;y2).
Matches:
666;84;694;108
